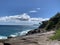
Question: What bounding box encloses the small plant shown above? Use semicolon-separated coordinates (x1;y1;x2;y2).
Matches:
50;29;60;40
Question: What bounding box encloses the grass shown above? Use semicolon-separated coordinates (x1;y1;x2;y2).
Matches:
50;29;60;40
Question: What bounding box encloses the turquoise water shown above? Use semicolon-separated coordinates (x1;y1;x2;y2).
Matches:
0;25;39;37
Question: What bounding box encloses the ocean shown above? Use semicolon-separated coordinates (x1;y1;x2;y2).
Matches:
0;25;39;39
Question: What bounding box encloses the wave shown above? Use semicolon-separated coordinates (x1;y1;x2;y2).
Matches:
20;30;31;35
0;36;7;39
0;29;33;39
9;29;31;37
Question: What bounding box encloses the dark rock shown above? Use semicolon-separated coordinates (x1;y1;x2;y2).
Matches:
26;13;60;35
4;43;11;45
8;37;13;39
26;29;46;35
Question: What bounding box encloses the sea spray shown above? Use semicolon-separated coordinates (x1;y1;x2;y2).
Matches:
0;36;7;39
9;29;31;37
0;25;39;39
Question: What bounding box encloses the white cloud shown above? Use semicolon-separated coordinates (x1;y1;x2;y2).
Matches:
37;8;40;10
29;8;40;13
0;13;49;25
30;18;49;21
29;10;37;13
18;13;30;21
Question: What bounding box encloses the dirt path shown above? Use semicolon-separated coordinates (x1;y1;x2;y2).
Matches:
5;31;60;45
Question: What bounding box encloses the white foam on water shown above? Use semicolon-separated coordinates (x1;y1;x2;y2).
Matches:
0;36;7;39
9;29;31;37
10;34;18;37
20;30;30;35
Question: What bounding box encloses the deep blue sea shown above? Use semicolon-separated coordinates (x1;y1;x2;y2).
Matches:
0;25;39;39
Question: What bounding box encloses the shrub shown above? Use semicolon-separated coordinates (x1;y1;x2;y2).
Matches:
50;29;60;40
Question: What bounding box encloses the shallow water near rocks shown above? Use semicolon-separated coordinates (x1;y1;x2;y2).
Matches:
0;25;39;39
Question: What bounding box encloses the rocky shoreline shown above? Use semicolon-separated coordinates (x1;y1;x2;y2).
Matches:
1;13;60;45
26;29;46;35
0;31;57;45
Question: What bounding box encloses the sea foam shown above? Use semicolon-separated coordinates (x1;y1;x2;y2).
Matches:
9;29;31;37
0;36;7;39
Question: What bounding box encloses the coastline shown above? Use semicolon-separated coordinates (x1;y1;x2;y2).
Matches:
2;31;55;45
0;25;39;39
0;30;57;45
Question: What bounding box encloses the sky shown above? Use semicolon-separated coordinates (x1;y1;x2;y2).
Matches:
0;0;60;25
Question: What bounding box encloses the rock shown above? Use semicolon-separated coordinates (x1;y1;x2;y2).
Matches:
26;29;46;35
4;43;11;45
0;42;4;45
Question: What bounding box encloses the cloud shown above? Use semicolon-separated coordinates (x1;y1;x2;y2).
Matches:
0;13;49;25
0;13;30;22
17;13;30;21
30;18;49;21
29;8;40;13
37;8;40;10
29;10;37;13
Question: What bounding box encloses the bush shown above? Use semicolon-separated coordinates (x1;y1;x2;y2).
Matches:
50;29;60;40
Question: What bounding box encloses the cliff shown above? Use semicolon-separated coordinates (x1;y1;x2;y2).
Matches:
1;13;60;45
26;13;60;35
44;13;60;30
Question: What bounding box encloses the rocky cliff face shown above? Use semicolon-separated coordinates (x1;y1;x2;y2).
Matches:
39;13;60;30
26;13;60;35
44;13;60;30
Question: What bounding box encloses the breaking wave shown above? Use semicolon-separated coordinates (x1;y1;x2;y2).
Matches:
9;29;31;37
0;35;7;39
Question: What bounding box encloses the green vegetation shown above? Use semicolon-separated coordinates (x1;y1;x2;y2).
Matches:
50;29;60;40
39;13;60;30
39;13;60;40
45;13;60;30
